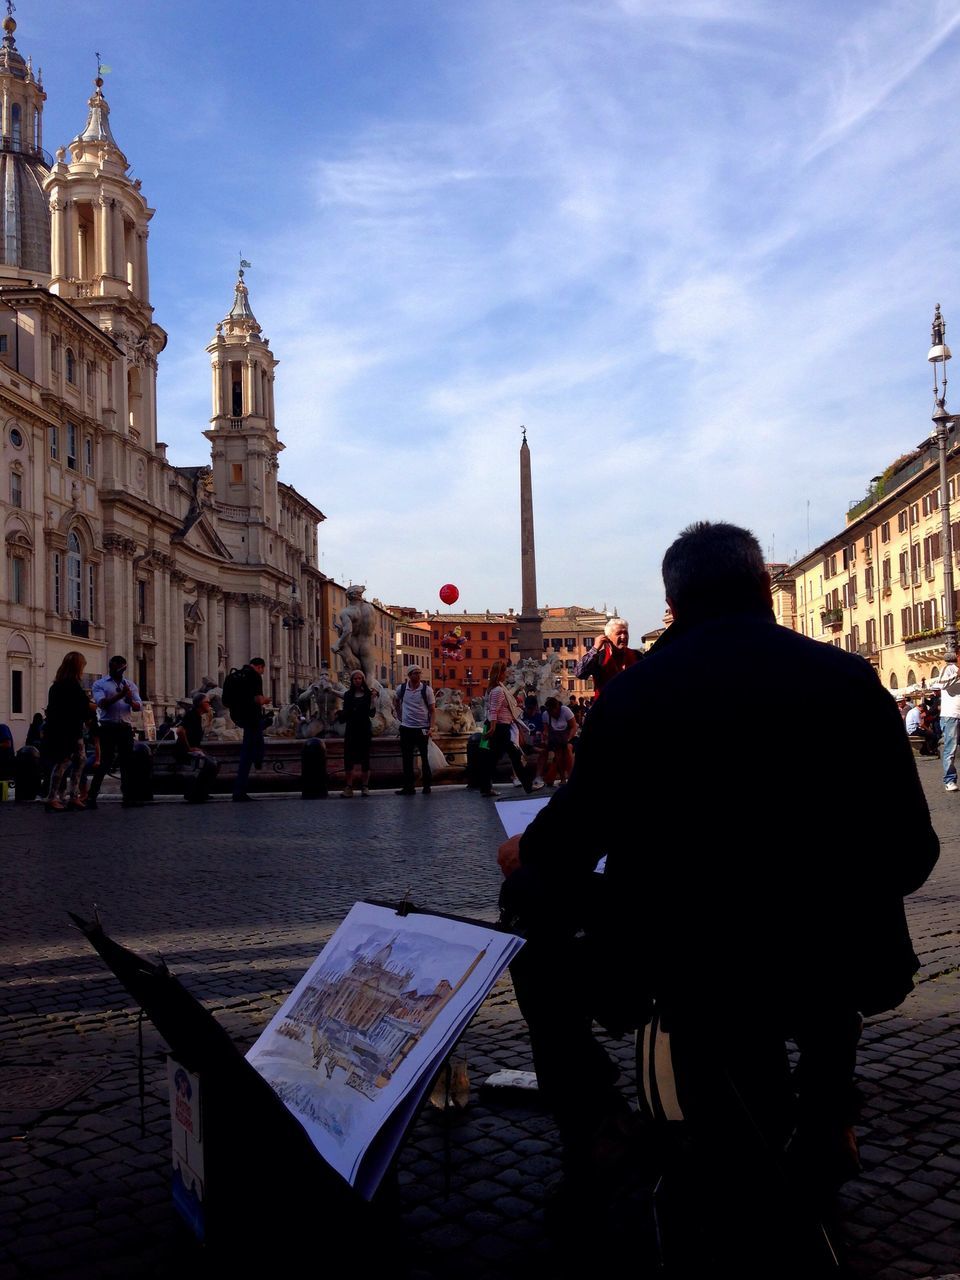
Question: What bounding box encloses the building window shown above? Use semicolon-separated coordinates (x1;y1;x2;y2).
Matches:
65;348;76;384
880;520;890;543
883;613;894;646
910;503;919;525
11;668;22;715
481;648;488;659
11;555;24;604
498;631;505;641
50;335;60;373
49;426;58;460
84;437;93;478
66;423;78;470
53;551;60;613
481;631;488;641
67;531;82;616
88;564;96;623
230;463;243;484
86;362;95;396
897;509;908;533
10;468;21;506
0;335;7;353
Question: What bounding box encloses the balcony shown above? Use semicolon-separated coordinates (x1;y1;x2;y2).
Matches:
821;607;843;630
858;641;879;664
900;573;910;589
904;628;947;660
882;578;893;596
924;561;936;581
865;588;875;603
69;618;90;638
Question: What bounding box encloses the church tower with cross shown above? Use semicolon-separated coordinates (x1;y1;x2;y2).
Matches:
203;265;283;563
0;8;329;739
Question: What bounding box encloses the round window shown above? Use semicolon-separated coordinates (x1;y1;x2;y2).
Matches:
9;427;23;447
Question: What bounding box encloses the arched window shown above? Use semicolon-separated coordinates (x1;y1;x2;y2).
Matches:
67;531;82;616
932;666;941;679
889;673;898;690
11;103;21;149
65;348;76;384
907;669;916;686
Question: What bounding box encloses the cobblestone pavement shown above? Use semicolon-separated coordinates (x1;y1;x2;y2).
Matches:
1;766;958;1278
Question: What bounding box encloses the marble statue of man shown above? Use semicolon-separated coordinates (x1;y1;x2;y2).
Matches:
332;584;379;686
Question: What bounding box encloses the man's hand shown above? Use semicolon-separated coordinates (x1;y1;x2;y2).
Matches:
497;834;523;878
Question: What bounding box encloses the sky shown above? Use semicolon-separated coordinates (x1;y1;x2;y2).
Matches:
20;0;960;633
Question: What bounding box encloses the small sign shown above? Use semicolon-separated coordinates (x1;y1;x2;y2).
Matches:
168;1057;205;1241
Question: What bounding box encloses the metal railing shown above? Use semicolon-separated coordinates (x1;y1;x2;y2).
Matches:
0;135;53;166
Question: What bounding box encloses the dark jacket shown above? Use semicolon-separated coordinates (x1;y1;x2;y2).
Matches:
229;665;264;729
518;608;939;1021
44;680;96;759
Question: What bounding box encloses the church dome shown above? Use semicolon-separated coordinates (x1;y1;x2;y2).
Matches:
0;149;49;272
0;13;51;275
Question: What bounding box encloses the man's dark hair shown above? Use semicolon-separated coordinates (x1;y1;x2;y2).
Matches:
662;521;769;619
249;657;266;668
109;654;127;667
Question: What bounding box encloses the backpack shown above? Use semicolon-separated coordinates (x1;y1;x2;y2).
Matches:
397;681;430;709
221;667;249;712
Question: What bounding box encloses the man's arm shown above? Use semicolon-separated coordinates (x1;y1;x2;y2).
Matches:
425;685;436;733
573;640;605;681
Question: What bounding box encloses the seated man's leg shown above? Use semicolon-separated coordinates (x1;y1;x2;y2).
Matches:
500;866;627;1164
790;1008;863;1187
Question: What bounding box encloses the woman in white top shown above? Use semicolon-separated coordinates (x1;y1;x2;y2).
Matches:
538;695;577;786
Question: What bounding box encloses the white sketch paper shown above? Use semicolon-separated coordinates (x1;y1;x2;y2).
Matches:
246;901;523;1197
495;795;606;872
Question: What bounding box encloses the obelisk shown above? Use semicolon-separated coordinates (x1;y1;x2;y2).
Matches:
516;427;543;660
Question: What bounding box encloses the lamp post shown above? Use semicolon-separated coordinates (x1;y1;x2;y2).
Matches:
282;583;306;703
928;303;958;660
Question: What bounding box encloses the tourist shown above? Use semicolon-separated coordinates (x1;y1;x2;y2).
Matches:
88;655;142;809
574;619;642;700
479;661;534;797
43;651;97;813
538;696;577;787
227;658;270;802
394;666;435;796
337;669;377;797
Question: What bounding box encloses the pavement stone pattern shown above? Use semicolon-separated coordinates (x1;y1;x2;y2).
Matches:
1;763;959;1278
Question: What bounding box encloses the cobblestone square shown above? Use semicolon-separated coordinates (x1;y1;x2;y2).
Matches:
1;767;958;1278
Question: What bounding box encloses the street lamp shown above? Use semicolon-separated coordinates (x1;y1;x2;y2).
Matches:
282;582;306;703
928;303;958;659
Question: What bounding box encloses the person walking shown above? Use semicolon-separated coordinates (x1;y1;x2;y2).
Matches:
88;655;142;809
227;658;270;802
479;662;535;797
394;666;435;796
43;651;97;813
939;652;960;791
337;670;377;797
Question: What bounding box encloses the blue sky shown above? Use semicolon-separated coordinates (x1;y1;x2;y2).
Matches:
22;0;960;632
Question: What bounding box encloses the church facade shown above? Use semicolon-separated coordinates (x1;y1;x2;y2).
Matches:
0;13;327;744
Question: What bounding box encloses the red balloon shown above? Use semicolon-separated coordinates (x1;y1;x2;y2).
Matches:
439;583;459;605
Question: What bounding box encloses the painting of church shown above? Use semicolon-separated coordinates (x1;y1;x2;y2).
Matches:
280;935;486;1097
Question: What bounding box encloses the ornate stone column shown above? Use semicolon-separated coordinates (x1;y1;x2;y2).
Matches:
65;199;79;281
96;197;109;279
169;569;187;698
49;197;65;279
206;588;220;682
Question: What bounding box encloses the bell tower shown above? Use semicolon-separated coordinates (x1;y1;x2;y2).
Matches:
45;64;166;449
204;267;282;561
